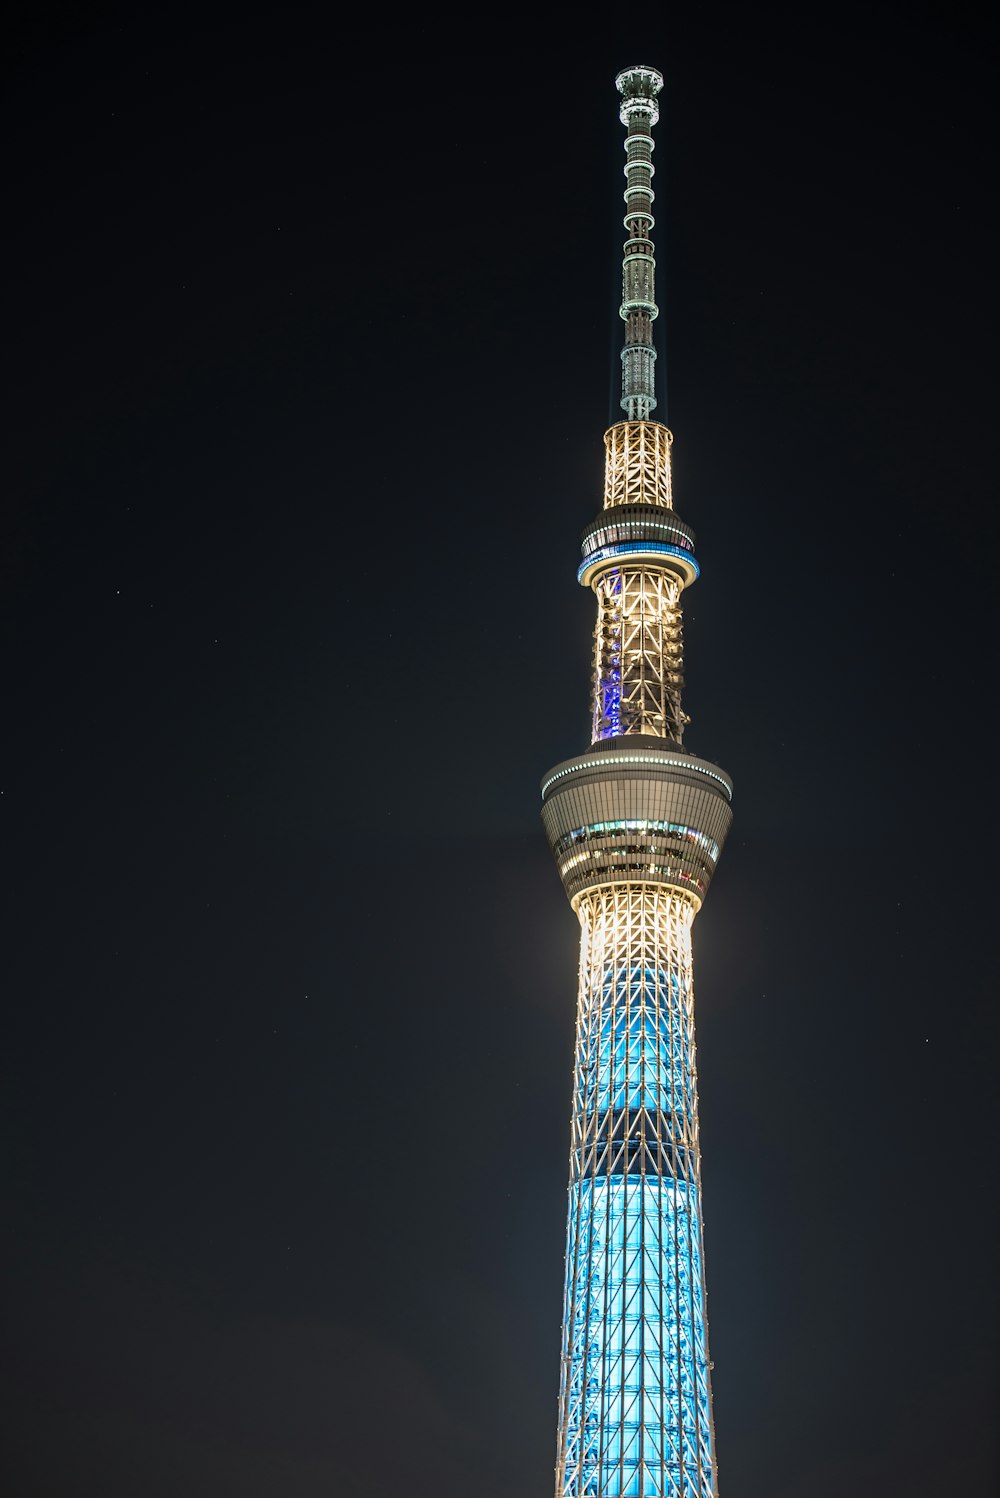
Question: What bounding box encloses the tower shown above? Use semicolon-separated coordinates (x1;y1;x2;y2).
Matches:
541;67;733;1498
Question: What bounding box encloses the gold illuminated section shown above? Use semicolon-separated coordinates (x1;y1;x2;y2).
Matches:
604;419;673;509
589;417;689;742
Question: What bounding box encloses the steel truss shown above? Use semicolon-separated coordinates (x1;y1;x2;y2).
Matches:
603;422;673;510
592;567;687;742
546;63;729;1498
556;885;716;1498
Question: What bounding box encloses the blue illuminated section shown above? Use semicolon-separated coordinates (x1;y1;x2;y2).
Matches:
600;675;622;739
597;569;623;738
563;1178;712;1498
559;905;715;1498
590;956;694;1119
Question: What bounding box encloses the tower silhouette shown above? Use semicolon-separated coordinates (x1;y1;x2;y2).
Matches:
542;65;732;1498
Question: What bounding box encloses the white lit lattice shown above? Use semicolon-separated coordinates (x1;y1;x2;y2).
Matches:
555;886;716;1498
592;568;687;742
604;422;673;510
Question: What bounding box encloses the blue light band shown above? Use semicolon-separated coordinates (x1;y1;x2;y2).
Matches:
578;541;700;586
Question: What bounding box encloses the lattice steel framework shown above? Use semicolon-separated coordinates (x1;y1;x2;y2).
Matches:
541;65;733;1498
604;423;673;510
560;888;713;1498
592;567;686;743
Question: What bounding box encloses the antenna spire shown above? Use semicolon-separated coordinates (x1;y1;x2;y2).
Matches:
616;65;664;420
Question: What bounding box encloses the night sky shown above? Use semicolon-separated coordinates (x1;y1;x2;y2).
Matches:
3;9;997;1496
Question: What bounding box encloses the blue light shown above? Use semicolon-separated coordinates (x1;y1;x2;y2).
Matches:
562;1177;712;1498
578;542;700;587
558;920;715;1497
591;961;694;1117
597;571;623;737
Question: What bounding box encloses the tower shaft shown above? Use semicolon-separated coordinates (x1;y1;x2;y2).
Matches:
559;887;713;1497
542;66;732;1498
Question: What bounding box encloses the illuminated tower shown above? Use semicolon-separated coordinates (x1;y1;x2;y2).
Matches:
541;66;733;1498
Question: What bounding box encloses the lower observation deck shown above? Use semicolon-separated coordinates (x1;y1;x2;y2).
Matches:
579;503;699;590
541;736;732;908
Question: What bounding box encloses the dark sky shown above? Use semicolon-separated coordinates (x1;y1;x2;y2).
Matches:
3;7;997;1496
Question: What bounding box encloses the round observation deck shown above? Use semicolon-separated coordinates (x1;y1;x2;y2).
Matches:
579;505;699;589
541;736;732;909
